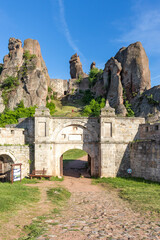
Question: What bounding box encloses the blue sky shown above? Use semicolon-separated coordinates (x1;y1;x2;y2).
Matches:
0;0;160;87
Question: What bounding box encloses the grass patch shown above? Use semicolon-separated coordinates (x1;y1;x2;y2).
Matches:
0;182;39;213
51;208;61;214
52;99;83;117
29;176;64;182
20;178;40;184
19;218;47;240
50;176;64;181
92;177;160;214
19;187;70;239
47;187;71;206
63;149;87;161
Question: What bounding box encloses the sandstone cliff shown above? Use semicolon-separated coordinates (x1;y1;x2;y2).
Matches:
0;38;159;120
131;85;160;119
115;42;151;100
69;53;88;79
103;41;151;116
0;38;49;110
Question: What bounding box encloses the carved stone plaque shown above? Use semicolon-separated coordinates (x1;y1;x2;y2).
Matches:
69;134;82;141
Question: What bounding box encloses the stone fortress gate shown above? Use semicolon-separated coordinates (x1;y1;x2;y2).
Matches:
34;104;144;178
3;102;160;181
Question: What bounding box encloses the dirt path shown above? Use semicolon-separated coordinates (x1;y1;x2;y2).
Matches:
37;176;160;240
0;181;55;240
1;158;160;240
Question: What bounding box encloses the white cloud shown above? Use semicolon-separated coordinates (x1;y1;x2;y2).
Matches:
117;7;160;54
151;74;160;80
58;0;85;60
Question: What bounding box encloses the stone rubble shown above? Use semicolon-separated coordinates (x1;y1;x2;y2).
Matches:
38;178;160;240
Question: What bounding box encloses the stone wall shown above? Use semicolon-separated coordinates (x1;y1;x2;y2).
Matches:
50;79;68;98
34;107;100;177
139;123;160;140
130;140;160;182
100;111;145;177
129;122;160;182
0;145;30;178
16;117;34;144
0;128;25;145
3;106;160;182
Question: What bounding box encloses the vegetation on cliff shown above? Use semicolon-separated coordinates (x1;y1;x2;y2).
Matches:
123;89;135;117
88;68;103;87
82;97;105;117
0;76;20;106
0;101;36;127
46;101;56;115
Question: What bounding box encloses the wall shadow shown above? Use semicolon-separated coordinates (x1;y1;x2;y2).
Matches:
116;131;139;177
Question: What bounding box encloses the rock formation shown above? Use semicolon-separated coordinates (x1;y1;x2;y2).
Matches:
131;85;160;118
23;39;50;84
115;42;151;100
0;38;49;110
0;38;23;82
102;41;151;116
0;38;157;119
90;61;96;70
69;53;87;79
103;57;127;116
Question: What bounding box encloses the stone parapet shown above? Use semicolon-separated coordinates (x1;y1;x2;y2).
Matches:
0;128;25;145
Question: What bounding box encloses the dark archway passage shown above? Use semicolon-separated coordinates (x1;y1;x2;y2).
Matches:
0;154;14;181
60;149;91;178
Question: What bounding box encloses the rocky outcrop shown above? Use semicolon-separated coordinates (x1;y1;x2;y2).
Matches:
23;39;50;84
131;85;160;119
50;79;68;98
90;61;96;70
103;57;127;116
0;92;5;113
115;42;151;100
69;53;87;79
0;38;23;81
0;37;49;110
102;41;151;116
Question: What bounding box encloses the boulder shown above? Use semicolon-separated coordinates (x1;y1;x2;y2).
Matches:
115;41;151;100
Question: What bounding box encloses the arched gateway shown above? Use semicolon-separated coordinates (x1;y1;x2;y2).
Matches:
34;105;144;178
34;107;100;177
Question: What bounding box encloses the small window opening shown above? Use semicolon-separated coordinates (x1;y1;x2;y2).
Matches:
145;127;149;132
155;125;159;131
62;134;66;139
11;130;14;134
64;91;67;95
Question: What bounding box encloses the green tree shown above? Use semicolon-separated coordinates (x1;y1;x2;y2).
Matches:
0;100;37;127
46;102;55;115
1;76;19;90
82;98;105;117
88;68;103;87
